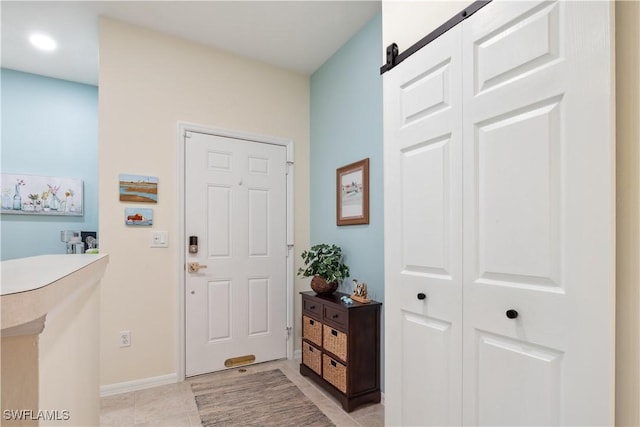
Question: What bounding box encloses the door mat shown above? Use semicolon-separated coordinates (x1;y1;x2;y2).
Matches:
191;368;334;427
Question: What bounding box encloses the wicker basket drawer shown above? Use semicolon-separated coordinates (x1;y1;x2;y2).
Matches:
303;315;322;346
323;325;347;362
323;354;347;393
302;342;322;375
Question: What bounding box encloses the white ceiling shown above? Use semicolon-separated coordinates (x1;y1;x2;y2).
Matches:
1;1;381;86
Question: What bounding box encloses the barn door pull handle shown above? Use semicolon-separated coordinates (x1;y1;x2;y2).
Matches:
417;293;426;300
506;309;519;319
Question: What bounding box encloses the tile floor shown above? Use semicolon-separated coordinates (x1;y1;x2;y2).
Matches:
100;358;384;426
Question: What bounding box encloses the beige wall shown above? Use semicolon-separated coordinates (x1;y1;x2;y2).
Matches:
99;18;310;386
382;0;640;424
616;1;640;425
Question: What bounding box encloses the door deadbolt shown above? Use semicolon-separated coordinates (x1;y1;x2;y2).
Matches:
187;262;208;273
189;236;198;254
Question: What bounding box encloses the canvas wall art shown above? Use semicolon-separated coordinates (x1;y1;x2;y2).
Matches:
1;173;83;216
125;208;153;226
119;174;158;203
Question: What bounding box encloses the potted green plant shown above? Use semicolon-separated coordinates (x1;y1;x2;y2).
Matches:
298;244;350;295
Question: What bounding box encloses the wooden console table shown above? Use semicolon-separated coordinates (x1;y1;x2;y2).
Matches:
299;291;381;412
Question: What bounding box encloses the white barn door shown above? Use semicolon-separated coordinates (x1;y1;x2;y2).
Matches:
383;1;615;425
461;1;614;425
383;26;463;426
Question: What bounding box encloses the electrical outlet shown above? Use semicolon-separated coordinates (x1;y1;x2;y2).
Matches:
119;330;131;348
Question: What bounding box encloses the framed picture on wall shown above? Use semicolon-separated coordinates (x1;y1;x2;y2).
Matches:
0;173;83;216
124;208;153;226
337;158;369;226
119;174;158;203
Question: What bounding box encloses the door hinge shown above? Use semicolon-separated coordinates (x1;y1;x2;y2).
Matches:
184;131;192;139
286;161;293;175
285;326;292;340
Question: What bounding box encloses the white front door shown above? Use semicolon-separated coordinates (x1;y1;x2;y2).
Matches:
384;1;614;425
383;25;463;426
185;131;288;377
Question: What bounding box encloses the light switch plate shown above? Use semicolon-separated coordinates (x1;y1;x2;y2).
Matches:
150;231;169;248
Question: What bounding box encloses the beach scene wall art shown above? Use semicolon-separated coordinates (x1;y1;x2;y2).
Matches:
119;174;158;203
125;208;153;226
336;158;369;226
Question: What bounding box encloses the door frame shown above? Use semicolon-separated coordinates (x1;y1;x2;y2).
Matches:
176;121;295;381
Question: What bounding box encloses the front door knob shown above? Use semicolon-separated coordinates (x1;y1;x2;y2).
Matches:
187;262;208;273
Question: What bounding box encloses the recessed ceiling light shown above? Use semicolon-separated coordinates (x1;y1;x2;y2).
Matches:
29;34;57;51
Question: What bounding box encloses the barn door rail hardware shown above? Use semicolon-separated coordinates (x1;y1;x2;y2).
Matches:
380;0;491;75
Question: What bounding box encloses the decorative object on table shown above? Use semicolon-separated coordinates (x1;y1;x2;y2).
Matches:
0;173;83;216
82;231;98;254
124;208;153;226
119;174;158;203
340;295;353;305
298;243;350;295
351;279;371;304
336;158;369;226
85;236;98;253
61;230;84;254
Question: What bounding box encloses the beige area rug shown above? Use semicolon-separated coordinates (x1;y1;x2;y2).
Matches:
191;368;335;427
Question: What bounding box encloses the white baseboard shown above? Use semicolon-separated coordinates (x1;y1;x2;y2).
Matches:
100;373;178;397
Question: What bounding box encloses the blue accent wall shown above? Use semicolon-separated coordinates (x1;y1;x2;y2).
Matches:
310;12;384;385
310;13;383;298
310;13;384;390
1;69;98;260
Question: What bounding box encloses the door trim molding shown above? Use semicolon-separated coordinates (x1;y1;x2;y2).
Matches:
176;121;295;380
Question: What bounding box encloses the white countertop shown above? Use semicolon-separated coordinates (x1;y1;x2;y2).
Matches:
1;254;108;296
1;253;109;334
